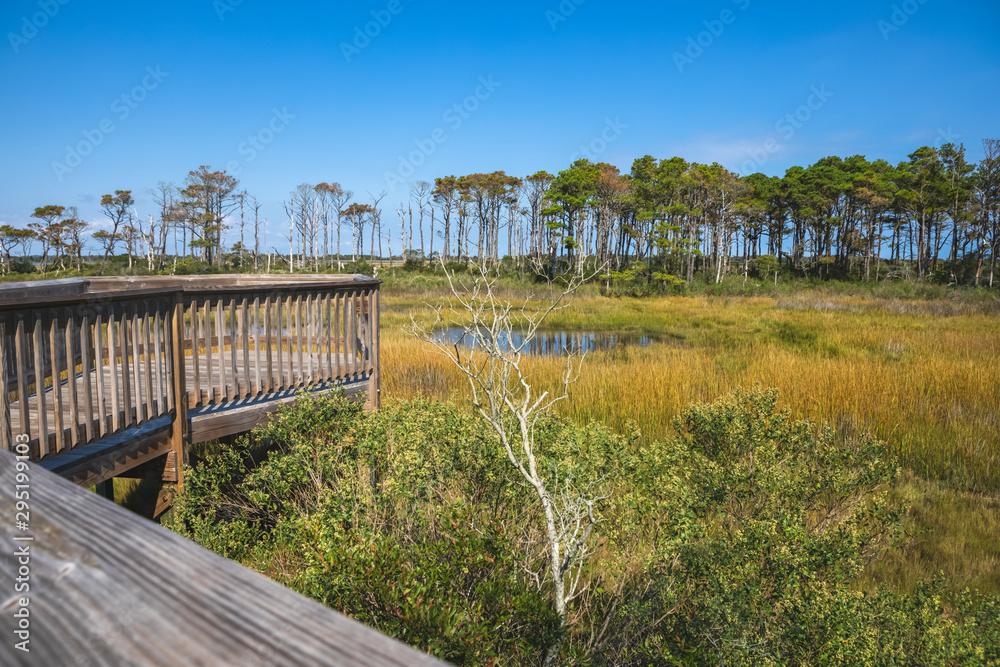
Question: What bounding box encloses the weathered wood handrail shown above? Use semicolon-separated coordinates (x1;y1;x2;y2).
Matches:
0;275;381;472
0;450;446;666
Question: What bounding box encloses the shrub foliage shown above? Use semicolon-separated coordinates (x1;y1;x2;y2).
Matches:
171;389;999;665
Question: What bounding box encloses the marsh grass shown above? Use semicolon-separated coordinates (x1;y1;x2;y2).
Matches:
861;472;1000;595
385;288;1000;593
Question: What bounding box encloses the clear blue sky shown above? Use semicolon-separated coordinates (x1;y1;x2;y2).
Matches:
1;0;998;253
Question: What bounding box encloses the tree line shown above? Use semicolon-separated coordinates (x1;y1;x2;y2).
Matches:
4;140;998;286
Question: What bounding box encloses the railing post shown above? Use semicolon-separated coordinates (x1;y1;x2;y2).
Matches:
367;287;380;412
170;295;189;487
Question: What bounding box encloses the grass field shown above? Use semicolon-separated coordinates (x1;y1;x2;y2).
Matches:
379;276;1000;594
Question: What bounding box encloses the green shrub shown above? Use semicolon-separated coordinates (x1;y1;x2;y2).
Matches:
171;258;220;275
339;259;374;276
8;257;36;274
171;389;1000;666
171;393;561;664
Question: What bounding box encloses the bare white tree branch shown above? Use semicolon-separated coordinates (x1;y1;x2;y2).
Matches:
407;258;604;665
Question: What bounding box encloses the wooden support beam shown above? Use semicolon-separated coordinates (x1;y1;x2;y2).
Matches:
153;484;176;519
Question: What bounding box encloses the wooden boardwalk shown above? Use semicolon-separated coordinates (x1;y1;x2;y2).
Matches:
1;275;381;489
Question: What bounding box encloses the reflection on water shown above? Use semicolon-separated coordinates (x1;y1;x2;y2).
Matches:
431;327;659;357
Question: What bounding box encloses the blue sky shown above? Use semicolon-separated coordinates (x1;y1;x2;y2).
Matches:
1;0;997;252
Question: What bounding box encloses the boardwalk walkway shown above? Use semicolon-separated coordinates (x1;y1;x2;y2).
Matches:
1;275;381;491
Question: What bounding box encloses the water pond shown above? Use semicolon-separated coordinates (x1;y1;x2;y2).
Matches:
430;327;660;357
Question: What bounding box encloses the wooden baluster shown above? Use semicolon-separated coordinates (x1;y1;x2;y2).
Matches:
131;306;143;423
355;291;363;379
80;311;95;442
305;293;315;385
95;312;109;436
64;313;80;448
49;317;65;452
33;315;49;455
241;297;250;398
132;303;153;424
212;299;224;403
333;292;342;382
121;304;134;427
14;316;30;448
295;294;304;388
348;291;357;379
265;296;274;393
253;297;261;396
315;292;323;383
342;293;351;380
315;293;322;384
325;293;334;383
142;306;154;420
312;293;322;384
154;309;166;415
228;296;238;401
276;296;284;391
203;299;214;405
316;292;325;384
194;300;203;405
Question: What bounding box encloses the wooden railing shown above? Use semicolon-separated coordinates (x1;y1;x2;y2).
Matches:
0;275;381;465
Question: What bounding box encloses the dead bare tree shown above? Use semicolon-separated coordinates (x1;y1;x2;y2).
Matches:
251;195;263;271
408;261;605;665
369;191;386;263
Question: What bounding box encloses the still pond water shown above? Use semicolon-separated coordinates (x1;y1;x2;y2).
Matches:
431;327;660;357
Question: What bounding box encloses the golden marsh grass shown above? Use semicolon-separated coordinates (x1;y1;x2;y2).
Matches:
383;290;1000;592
